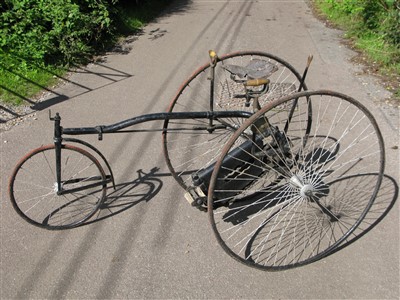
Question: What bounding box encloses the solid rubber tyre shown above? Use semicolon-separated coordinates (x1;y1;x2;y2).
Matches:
163;51;307;191
9;144;107;229
208;90;385;270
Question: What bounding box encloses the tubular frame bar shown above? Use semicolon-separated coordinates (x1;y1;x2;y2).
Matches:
62;111;252;136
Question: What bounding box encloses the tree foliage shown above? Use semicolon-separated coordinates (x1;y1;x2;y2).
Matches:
0;0;118;66
322;0;400;46
0;0;172;105
317;0;400;100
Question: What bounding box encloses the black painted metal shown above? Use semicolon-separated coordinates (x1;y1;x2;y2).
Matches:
64;137;117;189
53;113;63;193
62;111;252;136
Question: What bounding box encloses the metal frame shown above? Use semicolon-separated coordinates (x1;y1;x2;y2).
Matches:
48;49;311;199
50;110;253;195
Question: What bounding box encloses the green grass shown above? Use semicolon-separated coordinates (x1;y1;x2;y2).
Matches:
0;52;65;105
0;0;172;106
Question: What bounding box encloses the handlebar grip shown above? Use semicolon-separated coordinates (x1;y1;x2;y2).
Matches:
244;78;270;87
209;50;217;59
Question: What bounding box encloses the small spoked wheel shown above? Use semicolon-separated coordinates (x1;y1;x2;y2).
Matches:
9;144;107;230
163;51;307;192
208;90;385;270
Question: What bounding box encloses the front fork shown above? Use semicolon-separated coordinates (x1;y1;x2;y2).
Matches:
51;112;63;194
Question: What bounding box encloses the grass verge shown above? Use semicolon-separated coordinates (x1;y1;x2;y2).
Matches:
0;0;172;106
0;52;65;106
312;0;400;104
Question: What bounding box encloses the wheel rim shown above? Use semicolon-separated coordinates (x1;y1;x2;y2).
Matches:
163;51;306;191
208;90;385;270
9;144;107;229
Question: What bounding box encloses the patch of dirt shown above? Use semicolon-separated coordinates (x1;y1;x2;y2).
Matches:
347;42;400;107
0;75;70;132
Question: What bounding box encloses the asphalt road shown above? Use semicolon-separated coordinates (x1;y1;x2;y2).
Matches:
1;0;399;298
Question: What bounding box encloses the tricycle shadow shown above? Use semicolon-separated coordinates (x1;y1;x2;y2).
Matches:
328;173;398;255
84;167;163;226
228;173;398;265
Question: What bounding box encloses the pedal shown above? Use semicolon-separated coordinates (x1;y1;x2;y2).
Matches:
184;186;207;210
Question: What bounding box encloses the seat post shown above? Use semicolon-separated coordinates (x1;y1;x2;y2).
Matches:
208;50;218;128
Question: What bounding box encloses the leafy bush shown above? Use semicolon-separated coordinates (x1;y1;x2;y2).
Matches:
315;0;400;100
0;0;118;66
319;0;400;47
0;0;119;104
0;0;172;105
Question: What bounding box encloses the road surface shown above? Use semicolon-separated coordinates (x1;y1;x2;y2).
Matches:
1;0;399;298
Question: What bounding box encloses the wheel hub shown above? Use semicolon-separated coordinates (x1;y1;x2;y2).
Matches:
289;174;315;198
300;184;315;198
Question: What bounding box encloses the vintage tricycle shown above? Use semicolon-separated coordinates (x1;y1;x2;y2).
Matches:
8;51;385;270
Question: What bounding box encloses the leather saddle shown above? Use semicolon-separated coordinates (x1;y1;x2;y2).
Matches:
223;59;278;80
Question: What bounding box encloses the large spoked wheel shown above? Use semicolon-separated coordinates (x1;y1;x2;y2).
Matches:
208;90;385;270
163;51;307;191
9;144;107;230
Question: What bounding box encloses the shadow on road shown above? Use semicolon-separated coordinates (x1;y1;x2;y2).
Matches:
0;53;134;124
239;173;398;265
328;173;398;255
84;167;164;225
0;0;193;124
